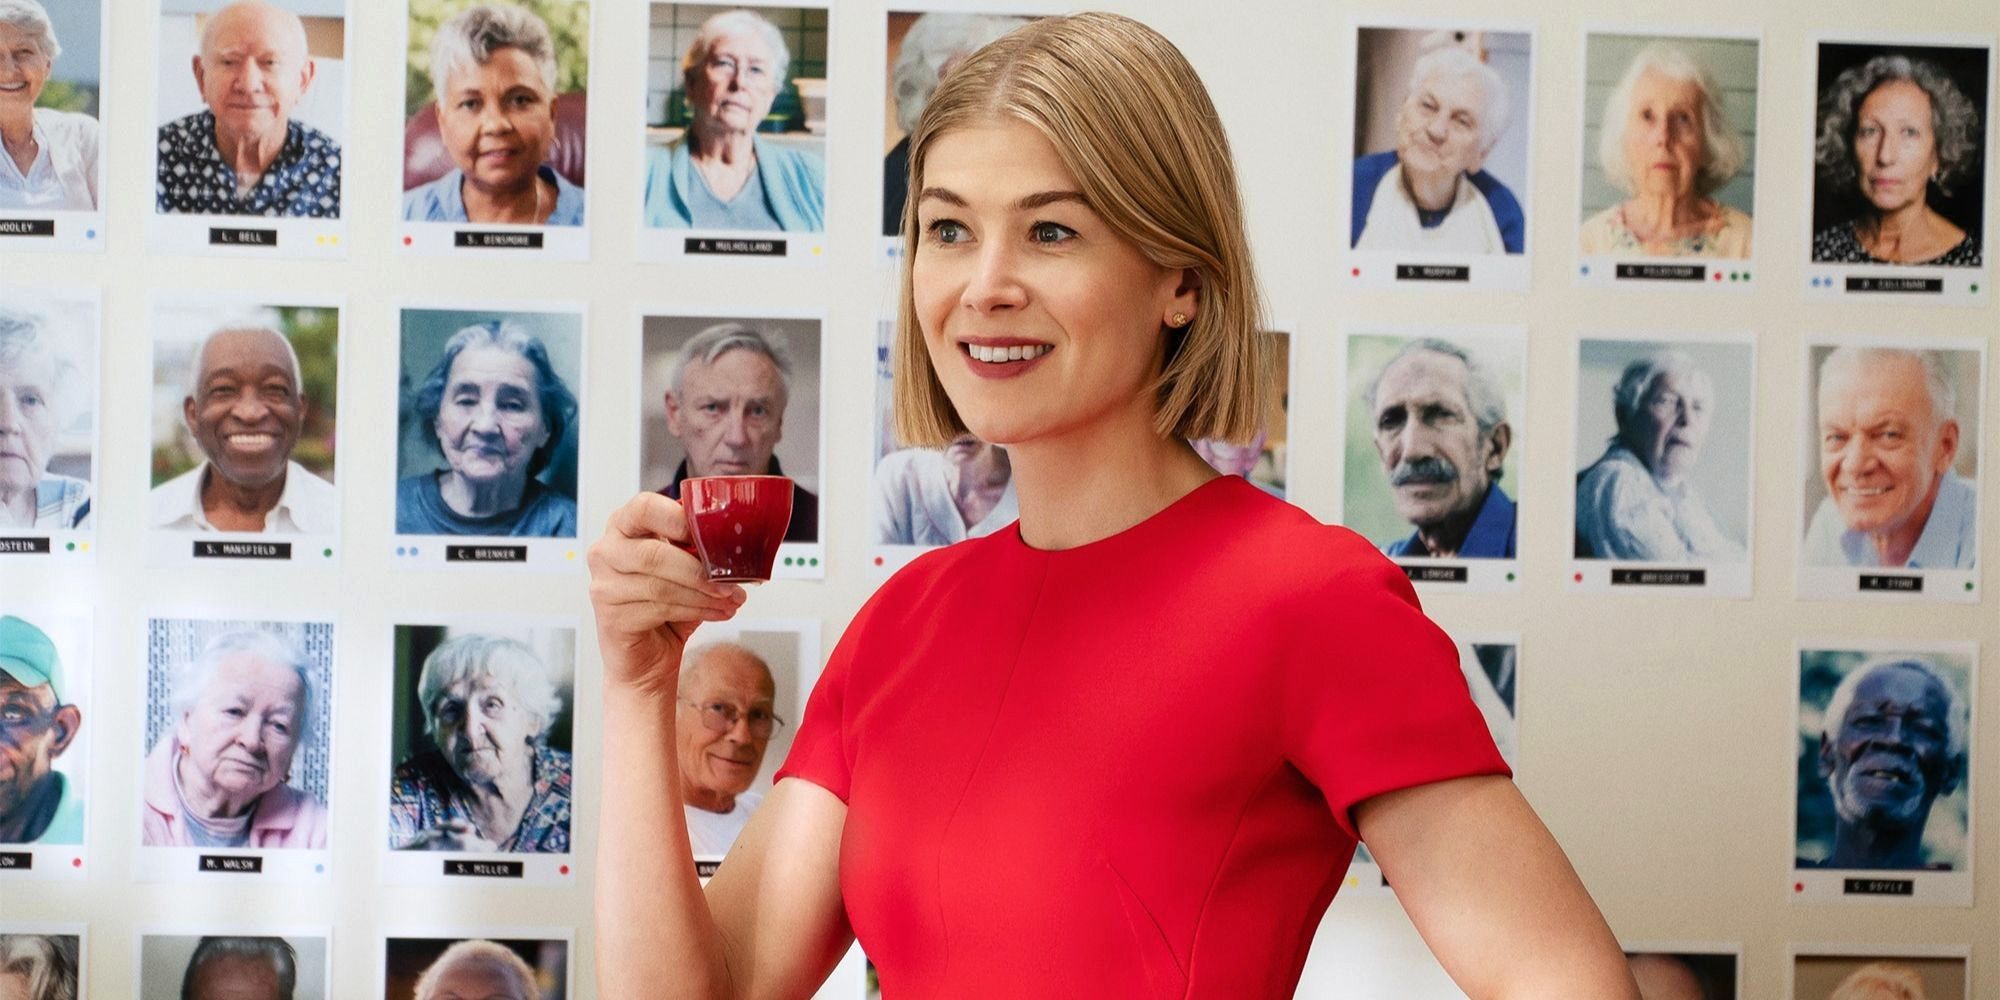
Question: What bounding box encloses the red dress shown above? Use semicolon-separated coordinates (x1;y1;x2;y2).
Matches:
777;476;1507;998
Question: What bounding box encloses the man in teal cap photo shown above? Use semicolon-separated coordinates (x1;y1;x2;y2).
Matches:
0;614;83;844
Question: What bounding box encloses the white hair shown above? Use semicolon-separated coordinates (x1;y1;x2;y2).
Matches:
1364;337;1510;435
1818;347;1956;426
667;321;792;401
1820;655;1967;760
680;8;790;92
0;306;77;417
1408;45;1509;151
429;3;559;100
1611;349;1713;432
891;13;1029;134
1597;44;1746;196
413;940;539;1000
0;0;59;62
184;323;304;402
172;629;316;747
416;634;562;740
0;934;78;1000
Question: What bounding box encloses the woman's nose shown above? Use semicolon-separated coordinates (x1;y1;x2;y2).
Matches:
467;402;501;432
964;244;1028;313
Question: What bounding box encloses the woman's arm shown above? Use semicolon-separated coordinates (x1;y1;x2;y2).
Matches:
590;494;852;999
1354;775;1638;1000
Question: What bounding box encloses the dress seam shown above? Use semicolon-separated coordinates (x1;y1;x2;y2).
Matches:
1178;755;1293;995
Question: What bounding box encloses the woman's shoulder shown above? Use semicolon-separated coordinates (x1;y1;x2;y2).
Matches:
1578;204;1626;252
34;107;99;140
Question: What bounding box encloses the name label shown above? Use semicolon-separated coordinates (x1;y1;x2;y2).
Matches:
194;541;291;560
1615;263;1705;281
444;860;525;879
0;851;31;869
1845;276;1943;294
1400;564;1469;583
1843;877;1915;896
455;230;546;249
1610;568;1707;587
209;227;278;247
1859;574;1923;593
199;854;263;873
0;219;55;237
0;537;52;554
695;860;722;879
1395;264;1469;282
686;237;785;257
446;545;528;563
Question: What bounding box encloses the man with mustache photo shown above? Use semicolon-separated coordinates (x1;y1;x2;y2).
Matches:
1800;655;1967;871
149;323;336;534
1363;337;1517;559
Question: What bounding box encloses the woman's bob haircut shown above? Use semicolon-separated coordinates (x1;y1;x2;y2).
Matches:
892;12;1270;448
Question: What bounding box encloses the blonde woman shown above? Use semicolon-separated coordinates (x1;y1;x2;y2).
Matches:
591;13;1634;997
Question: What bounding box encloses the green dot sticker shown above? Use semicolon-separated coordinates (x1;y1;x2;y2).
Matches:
782;556;795;567
64;542;75;552
1966;582;1975;592
809;558;820;567
322;548;333;557
1505;572;1516;582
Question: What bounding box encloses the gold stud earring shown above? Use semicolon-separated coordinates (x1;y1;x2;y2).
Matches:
1171;312;1188;327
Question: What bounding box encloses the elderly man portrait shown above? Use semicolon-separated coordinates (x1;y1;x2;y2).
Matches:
0;0;99;212
143;628;328;848
149;323;336;535
677;641;780;857
0;615;81;845
1812;51;1983;267
0;934;80;1000
1803;347;1974;570
156;1;340;218
657;321;818;542
175;937;301;1000
390;633;572;853
1804;656;1967;871
1581;42;1752;258
410;940;543;1000
644;7;825;232
0;306;89;531
1576;350;1743;562
1363;338;1517;559
1352;40;1524;255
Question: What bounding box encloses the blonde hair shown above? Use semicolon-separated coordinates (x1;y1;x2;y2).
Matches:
892;12;1269;447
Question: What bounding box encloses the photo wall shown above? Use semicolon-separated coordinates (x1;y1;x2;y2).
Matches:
3;0;1998;997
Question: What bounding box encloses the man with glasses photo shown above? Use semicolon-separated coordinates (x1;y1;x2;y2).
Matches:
676;641;779;857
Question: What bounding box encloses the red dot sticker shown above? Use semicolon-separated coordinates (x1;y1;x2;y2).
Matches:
560;865;571;875
72;857;83;868
402;236;413;246
1712;272;1722;281
1350;267;1361;277
873;556;885;567
1573;572;1583;582
1793;882;1804;893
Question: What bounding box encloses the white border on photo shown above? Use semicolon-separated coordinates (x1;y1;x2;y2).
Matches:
680;617;820;875
0;286;101;564
1341;17;1538;293
1619;942;1744;1000
1786;942;1971;999
1337;325;1527;594
0;0;111;252
132;611;339;884
392;0;595;262
145;291;347;571
634;0;835;265
1802;33;1995;307
391;298;590;573
1794;334;1984;603
1788;637;1977;907
0;924;88;998
134;925;332;1000
1567;329;1756;598
143;0;354;260
633;304;829;580
379;927;575;1000
1573;25;1764;293
380;615;581;889
0;607;91;882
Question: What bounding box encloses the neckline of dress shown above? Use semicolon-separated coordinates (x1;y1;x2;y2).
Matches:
1003;474;1244;560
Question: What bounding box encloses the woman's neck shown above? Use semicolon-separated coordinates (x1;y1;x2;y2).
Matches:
461;171;548;224
0;108;35;165
440;470;531;518
1005;397;1219;551
692;125;756;167
1861;202;1953;261
1624;192;1712;237
176;751;258;821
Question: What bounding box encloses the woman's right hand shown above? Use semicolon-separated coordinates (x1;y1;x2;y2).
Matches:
587;493;746;701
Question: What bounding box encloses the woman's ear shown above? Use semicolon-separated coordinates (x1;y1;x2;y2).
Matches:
1166;267;1202;327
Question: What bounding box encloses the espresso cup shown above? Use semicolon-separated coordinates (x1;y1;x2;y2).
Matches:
681;475;795;583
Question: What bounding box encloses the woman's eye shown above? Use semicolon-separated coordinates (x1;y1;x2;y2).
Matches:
926;219;969;244
1030;221;1075;244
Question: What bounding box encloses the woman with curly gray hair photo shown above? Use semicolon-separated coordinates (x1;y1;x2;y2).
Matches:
1811;45;1986;267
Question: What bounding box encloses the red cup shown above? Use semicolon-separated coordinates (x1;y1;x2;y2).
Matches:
681;475;794;583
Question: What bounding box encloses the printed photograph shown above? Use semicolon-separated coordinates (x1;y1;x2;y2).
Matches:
677;626;802;860
882;10;1035;236
140;934;328;1000
1624;950;1737;1000
1189;331;1289;500
384;937;568;1000
0;0;103;213
870;319;1011;548
1793;953;1966;1000
0;293;96;532
0;612;87;847
0;933;81;999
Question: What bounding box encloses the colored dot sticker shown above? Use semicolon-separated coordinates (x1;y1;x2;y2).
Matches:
1579;265;1590;276
64;542;75;552
72;857;82;868
1350;267;1360;277
1971;283;1981;293
560;864;572;875
873;556;885;567
1966;582;1976;592
1793;882;1804;893
396;546;406;557
314;863;325;874
322;548;333;558
85;229;97;240
1505;572;1516;582
811;246;824;256
567;551;577;560
809;558;820;567
1712;272;1722;282
1572;572;1583;583
403;236;414;246
78;543;88;552
409;547;420;557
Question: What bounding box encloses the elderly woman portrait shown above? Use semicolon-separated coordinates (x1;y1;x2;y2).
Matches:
1825;961;1941;1000
390;633;572;853
407;940;547;1000
1812;49;1985;267
882;12;1028;236
643;7;825;232
0;0;98;212
142;627;329;849
0;307;88;531
1581;40;1753;259
397;318;578;538
874;434;1017;548
0;934;79;1000
1576;349;1744;562
403;4;583;226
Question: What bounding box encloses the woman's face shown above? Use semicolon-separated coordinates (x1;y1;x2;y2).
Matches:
0;347;59;497
1621;70;1706;201
437;47;557;195
175;651;305;804
686;28;781;136
911;120;1192;449
1623;370;1711;484
1853;79;1940;214
0;23;51;114
435;346;550;486
431;672;537;786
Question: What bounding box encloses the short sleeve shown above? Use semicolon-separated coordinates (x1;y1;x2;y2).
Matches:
774;592;877;803
1280;548;1510;840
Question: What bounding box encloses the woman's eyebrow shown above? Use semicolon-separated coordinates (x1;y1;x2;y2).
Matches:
918;187;967;206
1017;190;1087;210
